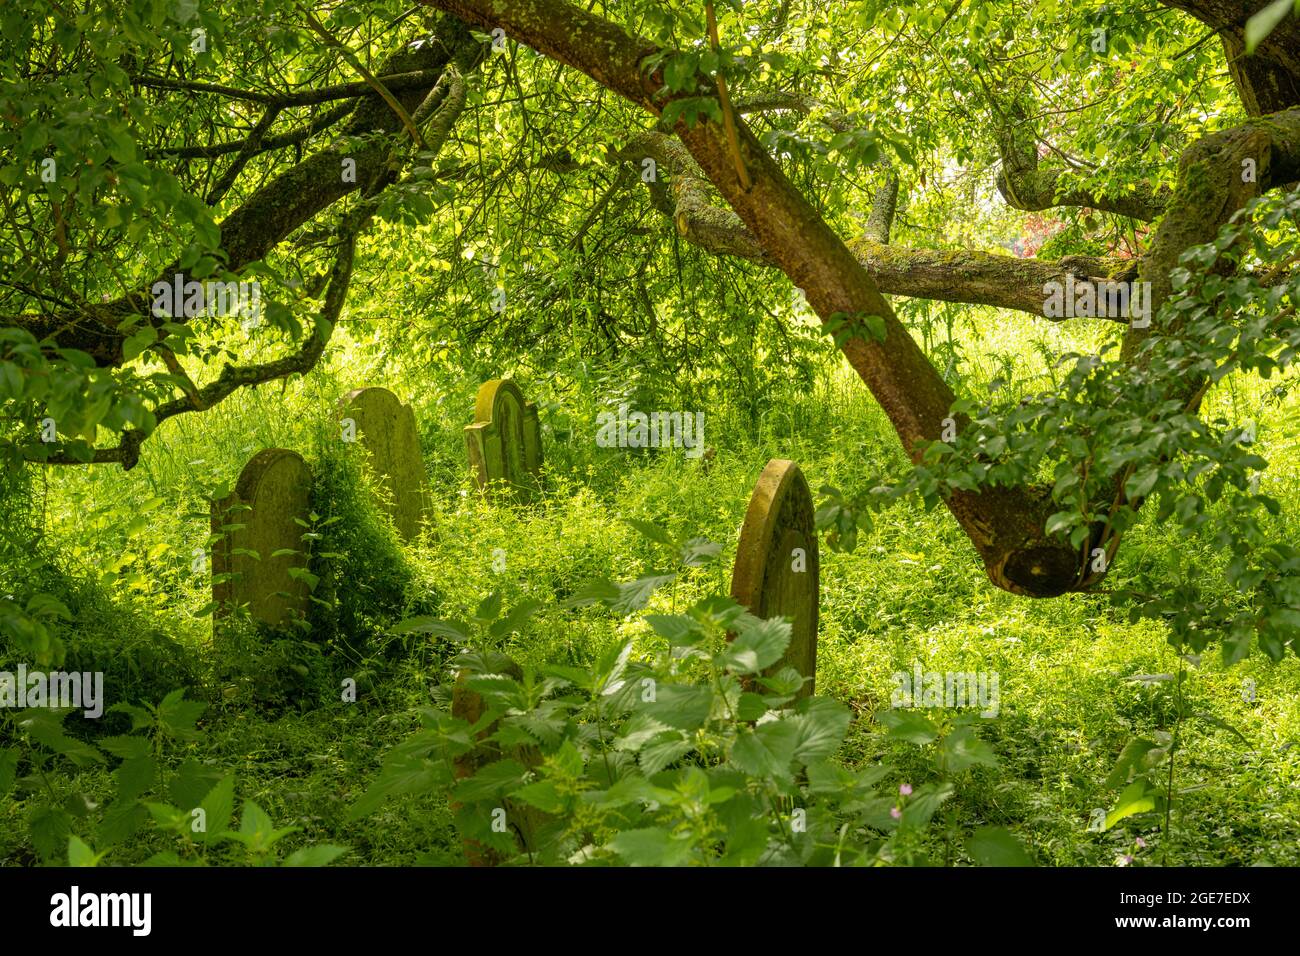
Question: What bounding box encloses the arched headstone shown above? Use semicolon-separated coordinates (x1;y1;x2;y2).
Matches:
464;379;542;498
730;459;819;697
451;658;546;866
339;386;429;541
211;448;312;629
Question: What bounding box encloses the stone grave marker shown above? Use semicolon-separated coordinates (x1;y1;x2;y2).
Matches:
729;458;820;697
211;448;313;629
450;656;547;866
464;379;543;498
339;386;430;541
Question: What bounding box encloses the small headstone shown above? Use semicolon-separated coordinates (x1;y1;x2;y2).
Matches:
339;386;429;541
730;459;820;696
451;657;546;866
211;448;313;629
464;379;542;498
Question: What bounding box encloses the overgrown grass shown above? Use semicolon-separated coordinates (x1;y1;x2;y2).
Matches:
5;312;1300;866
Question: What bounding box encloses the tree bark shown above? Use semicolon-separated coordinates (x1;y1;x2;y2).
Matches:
423;0;1090;596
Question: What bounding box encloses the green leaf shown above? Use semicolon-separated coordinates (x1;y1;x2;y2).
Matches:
452;758;529;803
67;835;100;867
643;684;713;731
644;613;703;646
562;577;620;608
512;779;567;814
607;827;695;866
1245;0;1294;53
789;697;852;761
967;826;1035;866
488;599;540;638
282;844;349;867
239;800;275;840
474;591;502;623
391;616;469;640
1105;780;1158;829
196;776;236;845
626;518;676;547
721;615;791;674
939;726;999;772
121;326;157;362
98;735;151;760
876;709;939;744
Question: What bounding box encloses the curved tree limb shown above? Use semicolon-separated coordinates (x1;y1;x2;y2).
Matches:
622;130;1133;321
426;0;1092;597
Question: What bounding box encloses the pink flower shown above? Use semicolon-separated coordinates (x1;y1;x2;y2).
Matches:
890;806;902;820
899;783;913;796
1117;854;1133;866
1135;837;1147;849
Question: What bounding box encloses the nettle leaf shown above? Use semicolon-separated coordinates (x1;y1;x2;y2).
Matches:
282;844;349;867
721;615;791;674
452;758;530;803
967;826;1035;866
612;574;678;615
639;731;694;775
939;726;998;772
489;599;541;638
607;827;695;866
729;728;790;779
562;577;622;608
680;537;722;567
789;697;852;762
645;613;703;646
157;689;205;740
642;684;713;731
391;616;469;640
899;781;954;831
626;517;676;547
876;709;940;745
474;591;503;624
511;779;567;814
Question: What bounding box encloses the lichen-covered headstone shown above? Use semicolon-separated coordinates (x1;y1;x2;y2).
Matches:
339;386;429;541
211;448;313;629
730;459;820;696
464;379;542;498
450;656;546;866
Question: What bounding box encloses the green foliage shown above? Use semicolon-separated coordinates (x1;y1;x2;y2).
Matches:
354;578;1029;867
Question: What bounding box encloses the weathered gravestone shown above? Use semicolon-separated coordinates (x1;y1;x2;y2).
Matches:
339;386;430;541
464;379;542;498
450;657;547;866
730;459;820;697
211;448;313;629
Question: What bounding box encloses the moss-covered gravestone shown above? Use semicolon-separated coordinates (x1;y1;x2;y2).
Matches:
211;448;313;629
450;657;547;866
464;379;542;498
730;459;820;696
339;386;429;541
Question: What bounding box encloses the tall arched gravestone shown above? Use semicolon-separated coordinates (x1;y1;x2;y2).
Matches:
211;448;313;629
451;657;547;866
464;379;542;498
339;386;430;541
730;459;820;697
